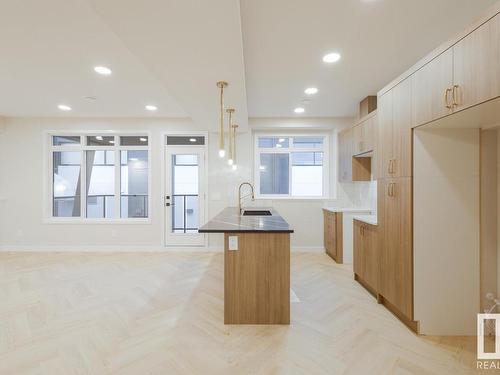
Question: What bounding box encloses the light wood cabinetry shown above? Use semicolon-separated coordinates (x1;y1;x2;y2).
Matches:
371;4;500;334
360;95;377;117
411;48;454;127
392;79;413;177
338;128;353;183
376;79;412;179
224;232;290;324
353;220;378;294
410;13;500;128
377;177;413;321
323;210;343;263
453;13;500;111
353;114;375;155
376;91;393;179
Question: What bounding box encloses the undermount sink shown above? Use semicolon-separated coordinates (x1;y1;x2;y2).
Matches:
242;210;272;216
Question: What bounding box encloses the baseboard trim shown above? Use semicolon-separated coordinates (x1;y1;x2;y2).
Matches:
0;245;324;253
0;245;216;252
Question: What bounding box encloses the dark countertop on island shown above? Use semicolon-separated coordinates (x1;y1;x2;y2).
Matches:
198;207;294;233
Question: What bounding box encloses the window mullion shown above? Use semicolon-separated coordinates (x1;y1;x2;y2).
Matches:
81;150;86;219
115;138;120;219
288;150;292;197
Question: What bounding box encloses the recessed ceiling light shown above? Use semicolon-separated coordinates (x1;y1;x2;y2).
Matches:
189;138;196;143
57;104;71;111
95;136;103;141
145;105;157;111
304;87;318;95
323;52;341;63
94;66;112;75
294;107;305;114
140;137;147;142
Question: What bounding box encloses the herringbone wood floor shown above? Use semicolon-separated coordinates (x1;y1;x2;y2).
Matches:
0;252;482;374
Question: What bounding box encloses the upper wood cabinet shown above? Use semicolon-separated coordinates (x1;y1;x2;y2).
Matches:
453;13;500;111
353;114;375;155
411;48;454;127
376;91;393;180
378;177;413;321
376;79;412;179
409;13;500;127
392;79;413;178
338;128;353;183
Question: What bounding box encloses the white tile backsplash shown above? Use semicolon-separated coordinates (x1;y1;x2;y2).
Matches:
336;181;377;212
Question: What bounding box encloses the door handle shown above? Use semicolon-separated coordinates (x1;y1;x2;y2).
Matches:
452;85;459;107
444;87;453;109
387;182;396;197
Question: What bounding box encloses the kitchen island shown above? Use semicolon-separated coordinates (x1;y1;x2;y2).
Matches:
199;207;294;324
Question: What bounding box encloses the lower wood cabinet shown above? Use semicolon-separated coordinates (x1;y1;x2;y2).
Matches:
323;210;343;263
377;177;415;327
353;220;378;295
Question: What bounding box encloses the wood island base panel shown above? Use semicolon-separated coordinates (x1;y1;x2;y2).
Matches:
224;232;290;325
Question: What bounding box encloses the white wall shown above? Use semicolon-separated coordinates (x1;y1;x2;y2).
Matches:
498;130;500;295
480;129;498;312
0;117;6;246
414;128;480;335
0;116;356;251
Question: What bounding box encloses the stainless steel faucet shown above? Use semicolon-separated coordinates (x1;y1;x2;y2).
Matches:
238;182;255;215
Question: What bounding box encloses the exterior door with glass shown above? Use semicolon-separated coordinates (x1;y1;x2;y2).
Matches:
165;145;206;246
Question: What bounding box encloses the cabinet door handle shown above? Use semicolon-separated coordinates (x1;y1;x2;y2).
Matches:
387;182;396;197
444;87;453;109
452;85;459;107
387;159;395;174
391;182;396;197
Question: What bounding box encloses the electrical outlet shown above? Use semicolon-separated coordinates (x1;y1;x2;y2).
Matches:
228;236;238;251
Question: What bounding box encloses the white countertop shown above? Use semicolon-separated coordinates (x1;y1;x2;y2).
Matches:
323;207;372;213
352;214;378;226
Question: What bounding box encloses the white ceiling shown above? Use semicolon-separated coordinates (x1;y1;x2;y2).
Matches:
240;0;498;117
0;1;187;118
0;0;497;124
0;0;248;129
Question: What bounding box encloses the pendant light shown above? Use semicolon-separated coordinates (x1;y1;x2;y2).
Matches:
226;108;235;165
231;123;238;170
216;81;228;158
